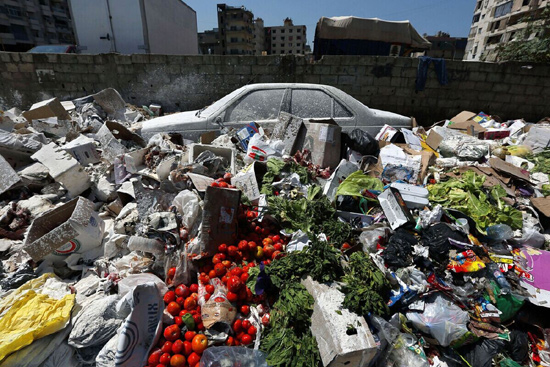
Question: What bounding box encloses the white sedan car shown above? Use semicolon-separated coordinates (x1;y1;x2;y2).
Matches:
141;83;412;141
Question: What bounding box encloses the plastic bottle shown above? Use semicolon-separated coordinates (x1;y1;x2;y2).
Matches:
487;263;511;295
486;224;514;242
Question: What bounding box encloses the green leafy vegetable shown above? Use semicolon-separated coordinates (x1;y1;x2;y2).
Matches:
246;266;260;295
261;157;310;196
428;170;523;232
526;149;550;175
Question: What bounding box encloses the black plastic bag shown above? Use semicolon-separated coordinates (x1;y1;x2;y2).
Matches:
421;223;469;264
506;330;529;364
462;339;507;367
343;129;380;157
382;229;417;269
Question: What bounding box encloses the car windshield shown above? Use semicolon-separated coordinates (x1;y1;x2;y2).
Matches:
28;45;69;53
198;87;246;117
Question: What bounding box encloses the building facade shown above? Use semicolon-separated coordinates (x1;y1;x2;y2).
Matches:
253;17;265;55
464;0;550;61
216;3;254;55
266;18;307;55
198;28;222;55
0;0;75;52
424;32;468;60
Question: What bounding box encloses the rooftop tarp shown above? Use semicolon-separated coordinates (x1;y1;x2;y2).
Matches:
315;16;431;49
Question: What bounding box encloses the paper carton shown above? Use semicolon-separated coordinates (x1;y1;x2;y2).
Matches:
23;197;105;262
390;182;430;209
231;162;267;202
199;186;241;257
297;119;342;169
302;277;377;367
31;142;91;197
323;159;359;202
378;187;414;230
23;97;71;122
189;144;236;174
236;122;261;150
62;135;100;165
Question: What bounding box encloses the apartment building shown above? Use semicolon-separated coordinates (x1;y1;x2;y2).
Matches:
266;18;307;55
217;3;254;55
464;0;550;61
253;18;265;55
0;0;75;52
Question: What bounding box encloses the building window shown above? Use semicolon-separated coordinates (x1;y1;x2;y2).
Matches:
6;5;23;18
33;30;40;37
11;25;28;40
482;14;485;19
0;25;10;33
280;43;284;47
281;36;285;40
297;36;302;40
281;29;285;33
272;29;276;33
289;36;293;41
522;0;530;5
288;43;292;47
297;43;301;46
289;50;292;53
494;1;513;17
272;43;276;48
478;28;482;34
289;29;293;33
472;13;480;24
272;36;275;40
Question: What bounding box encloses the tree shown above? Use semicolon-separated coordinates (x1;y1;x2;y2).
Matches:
497;7;550;63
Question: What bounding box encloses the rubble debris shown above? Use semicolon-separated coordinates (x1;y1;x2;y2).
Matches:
2;88;550;367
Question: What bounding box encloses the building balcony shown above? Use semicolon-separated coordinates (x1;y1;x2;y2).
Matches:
41;5;52;15
52;8;67;18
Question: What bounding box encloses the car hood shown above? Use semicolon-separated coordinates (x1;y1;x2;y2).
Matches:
141;110;206;136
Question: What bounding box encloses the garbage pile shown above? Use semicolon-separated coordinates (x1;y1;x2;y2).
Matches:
1;91;550;367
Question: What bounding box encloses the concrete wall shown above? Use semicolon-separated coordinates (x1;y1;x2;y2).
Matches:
0;53;549;124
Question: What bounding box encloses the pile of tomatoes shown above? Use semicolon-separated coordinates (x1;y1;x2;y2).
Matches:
146;204;287;367
209;173;236;188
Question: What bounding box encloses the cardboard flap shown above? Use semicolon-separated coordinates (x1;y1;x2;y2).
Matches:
450;111;476;124
489;157;531;183
105;121;146;148
532;197;550;217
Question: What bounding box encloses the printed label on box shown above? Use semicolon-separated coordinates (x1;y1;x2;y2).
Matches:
219;207;235;224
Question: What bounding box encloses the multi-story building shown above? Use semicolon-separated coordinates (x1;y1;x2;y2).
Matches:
266;18;307;55
198;28;222;55
217;3;254;55
464;0;550;61
0;0;75;52
253;17;265;55
424;32;468;60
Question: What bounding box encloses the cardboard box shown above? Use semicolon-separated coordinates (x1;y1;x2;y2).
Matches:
390;182;429;209
231;161;267;202
23;197;105;262
62;135;100;165
189;144;236;175
23;97;71;122
489;157;531;183
200;186;241;257
0;154;21;194
479;129;510;140
378;187;414;230
298;119;342;169
302;277;377;367
448;110;487;135
375;124;399;141
31;142;91;197
425;129;443;150
273;112;305;155
532;197;550;218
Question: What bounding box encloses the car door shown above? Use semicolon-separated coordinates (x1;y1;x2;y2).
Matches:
288;88;356;129
220;88;288;133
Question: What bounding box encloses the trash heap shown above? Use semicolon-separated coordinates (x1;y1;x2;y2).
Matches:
1;92;550;367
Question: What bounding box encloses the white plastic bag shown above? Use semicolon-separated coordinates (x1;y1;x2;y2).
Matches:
244;134;284;164
199;346;268;367
406;295;469;347
172;190;202;238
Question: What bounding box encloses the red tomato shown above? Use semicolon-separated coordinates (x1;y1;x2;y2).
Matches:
214;263;226;277
226;336;234;346
189;284;199;293
273;243;283;251
240;305;250;315
170;354;186;367
241;334;253;345
227;276;243;293
161;341;173;354
163;290;176;304
233;319;243;333
222;260;232;269
171;339;183;354
168;267;176;279
148;348;163;365
184;331;196;342
187;352;201;367
205;284;215;294
248;325;257;335
192;313;201;325
218;244;228;253
183;340;193;356
208;270;217;279
175;284;190;298
242;320;251;330
204;294;211;302
238;240;249;251
240;273;249;282
174;316;183;327
272;235;281;242
166;302;181;316
227;246;238;257
261;314;270;326
230;267;243;277
159;353;171;365
163;324;180;342
218;181;229;188
192;334;208;354
184;297;197;311
227;291;238;303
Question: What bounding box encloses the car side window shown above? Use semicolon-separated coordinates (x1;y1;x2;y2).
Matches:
334;99;353;118
290;89;332;118
224;89;285;122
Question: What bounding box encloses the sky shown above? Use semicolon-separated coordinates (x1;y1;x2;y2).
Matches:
188;0;476;47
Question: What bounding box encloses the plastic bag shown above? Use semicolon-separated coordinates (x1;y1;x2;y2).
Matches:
406;295;469;347
343;129;380;157
359;224;391;253
335;171;384;198
383;229;417;269
199;346;268;367
0;274;75;362
172;190;202;238
244;134;284;164
421;223;469;264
